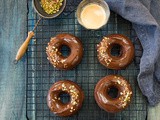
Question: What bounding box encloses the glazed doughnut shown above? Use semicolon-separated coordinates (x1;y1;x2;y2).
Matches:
46;33;83;70
94;75;132;113
97;34;134;70
47;80;84;116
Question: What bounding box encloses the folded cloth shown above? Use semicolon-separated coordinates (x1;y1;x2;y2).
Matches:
106;0;160;106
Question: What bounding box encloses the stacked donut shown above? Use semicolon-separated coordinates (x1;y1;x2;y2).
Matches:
46;33;134;116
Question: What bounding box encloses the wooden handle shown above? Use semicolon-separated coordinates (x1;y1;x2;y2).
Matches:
15;31;35;61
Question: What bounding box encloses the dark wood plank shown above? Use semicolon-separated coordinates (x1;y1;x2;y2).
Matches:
0;0;27;120
148;104;160;120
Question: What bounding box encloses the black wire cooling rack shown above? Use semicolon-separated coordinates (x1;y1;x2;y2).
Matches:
26;0;147;120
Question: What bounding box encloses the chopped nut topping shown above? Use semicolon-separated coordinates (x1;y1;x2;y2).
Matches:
70;110;73;112
64;64;68;68
40;0;64;14
104;37;109;40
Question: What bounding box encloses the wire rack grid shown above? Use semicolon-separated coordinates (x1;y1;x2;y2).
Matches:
26;0;147;120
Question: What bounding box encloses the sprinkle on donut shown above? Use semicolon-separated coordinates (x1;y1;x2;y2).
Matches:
46;34;83;70
46;45;62;68
94;75;132;113
113;76;132;108
47;80;84;116
97;34;135;70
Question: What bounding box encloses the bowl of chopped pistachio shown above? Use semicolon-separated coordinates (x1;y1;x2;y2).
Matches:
33;0;66;19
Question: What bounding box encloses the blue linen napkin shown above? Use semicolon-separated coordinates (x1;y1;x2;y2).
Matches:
106;0;160;106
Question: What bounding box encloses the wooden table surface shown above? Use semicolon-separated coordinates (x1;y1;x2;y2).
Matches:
0;0;159;120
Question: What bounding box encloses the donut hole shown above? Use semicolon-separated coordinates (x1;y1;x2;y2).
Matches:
107;86;119;99
59;92;71;104
60;45;71;57
110;44;122;57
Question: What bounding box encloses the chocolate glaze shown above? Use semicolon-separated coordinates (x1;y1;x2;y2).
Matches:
97;34;135;70
94;75;132;113
46;34;83;70
47;80;84;117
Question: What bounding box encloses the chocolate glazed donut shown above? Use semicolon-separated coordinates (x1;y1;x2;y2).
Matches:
97;34;134;70
47;80;84;117
46;34;83;70
94;75;132;113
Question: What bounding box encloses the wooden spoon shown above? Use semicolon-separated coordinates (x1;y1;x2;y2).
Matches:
14;17;42;63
